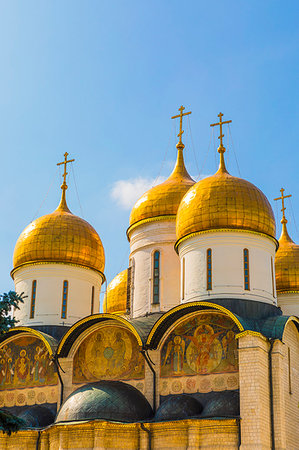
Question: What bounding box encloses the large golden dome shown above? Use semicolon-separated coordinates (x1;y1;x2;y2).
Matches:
103;269;128;314
128;142;194;238
176;147;276;243
12;189;105;276
275;220;299;293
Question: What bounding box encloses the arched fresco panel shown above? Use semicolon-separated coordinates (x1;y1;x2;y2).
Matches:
160;311;239;396
73;325;145;383
0;335;58;409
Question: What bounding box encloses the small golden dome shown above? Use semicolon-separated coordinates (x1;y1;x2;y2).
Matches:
103;269;128;314
275;220;299;293
176;147;276;242
12;189;105;276
128;143;194;237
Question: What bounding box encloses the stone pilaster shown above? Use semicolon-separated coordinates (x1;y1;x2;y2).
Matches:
57;357;74;407
238;332;271;449
271;339;287;449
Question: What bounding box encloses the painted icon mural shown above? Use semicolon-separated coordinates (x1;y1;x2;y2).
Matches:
0;336;57;390
161;312;239;378
73;325;145;383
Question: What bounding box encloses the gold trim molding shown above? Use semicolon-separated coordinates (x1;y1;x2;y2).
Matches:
175;228;279;253
146;300;244;347
127;215;176;241
57;313;143;355
11;261;105;282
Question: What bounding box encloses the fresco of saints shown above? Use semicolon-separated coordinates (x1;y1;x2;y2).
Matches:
185;324;222;374
14;349;31;385
163;336;185;375
222;330;238;368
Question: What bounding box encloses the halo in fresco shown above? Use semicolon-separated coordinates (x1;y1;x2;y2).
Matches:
73;326;145;383
161;312;238;378
0;336;57;389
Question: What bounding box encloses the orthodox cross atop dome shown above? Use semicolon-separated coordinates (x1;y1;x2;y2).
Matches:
274;188;292;223
57;152;75;190
171;105;192;147
210;112;232;153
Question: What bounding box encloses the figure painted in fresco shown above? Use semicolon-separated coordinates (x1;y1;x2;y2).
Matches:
185;324;223;374
111;331;126;370
163;336;185;375
14;349;30;384
160;312;239;378
0;337;57;390
73;326;145;383
222;330;238;369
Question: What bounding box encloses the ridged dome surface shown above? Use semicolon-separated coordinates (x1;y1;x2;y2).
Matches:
103;269;128;314
13;191;105;274
56;381;153;423
128;144;194;235
176;155;275;242
275;222;299;293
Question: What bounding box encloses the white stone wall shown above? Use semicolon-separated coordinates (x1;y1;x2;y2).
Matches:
13;264;102;326
178;231;277;305
277;293;299;317
129;221;180;318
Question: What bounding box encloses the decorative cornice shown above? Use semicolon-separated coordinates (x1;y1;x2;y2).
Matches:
235;330;268;341
0;327;55;355
277;290;299;295
57;313;142;356
11;261;105;283
127;215;176;241
146;301;244;347
175;228;279;253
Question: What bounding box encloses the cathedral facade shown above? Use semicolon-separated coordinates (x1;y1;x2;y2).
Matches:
0;109;298;449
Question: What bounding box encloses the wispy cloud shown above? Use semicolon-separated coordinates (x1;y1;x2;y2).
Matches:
110;176;166;210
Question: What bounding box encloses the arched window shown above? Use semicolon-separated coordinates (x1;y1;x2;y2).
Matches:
91;286;95;315
153;251;160;304
182;257;185;300
207;249;212;290
243;249;250;290
30;280;37;319
61;280;68;319
271;257;275;298
127;258;135;313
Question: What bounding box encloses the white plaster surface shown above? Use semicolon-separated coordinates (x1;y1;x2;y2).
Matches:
178;231;277;305
129;221;181;318
13;264;103;326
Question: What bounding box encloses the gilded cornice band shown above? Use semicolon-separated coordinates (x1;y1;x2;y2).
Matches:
11;260;106;282
175;228;279;253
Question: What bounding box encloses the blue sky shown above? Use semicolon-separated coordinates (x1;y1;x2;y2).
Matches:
0;1;298;303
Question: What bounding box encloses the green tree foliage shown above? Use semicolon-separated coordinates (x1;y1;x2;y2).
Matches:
0;291;26;336
0;291;26;434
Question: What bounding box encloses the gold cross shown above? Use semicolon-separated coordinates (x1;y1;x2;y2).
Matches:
274;188;292;220
210;112;232;148
57;152;75;188
171;105;192;144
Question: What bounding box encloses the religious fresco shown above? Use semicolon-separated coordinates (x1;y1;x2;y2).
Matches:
73;325;145;383
160;312;239;378
0;336;57;390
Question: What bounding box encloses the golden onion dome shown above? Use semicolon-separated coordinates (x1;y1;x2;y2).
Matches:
275;219;299;293
128;142;195;238
12;188;105;277
103;269;128;314
176;145;276;244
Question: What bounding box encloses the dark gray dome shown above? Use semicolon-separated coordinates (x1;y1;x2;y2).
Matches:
202;391;239;417
56;380;153;423
155;395;202;421
18;405;55;428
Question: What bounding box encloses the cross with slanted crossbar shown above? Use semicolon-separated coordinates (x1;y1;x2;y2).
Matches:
274;188;292;220
57;152;75;187
210;112;232;148
171;105;192;144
